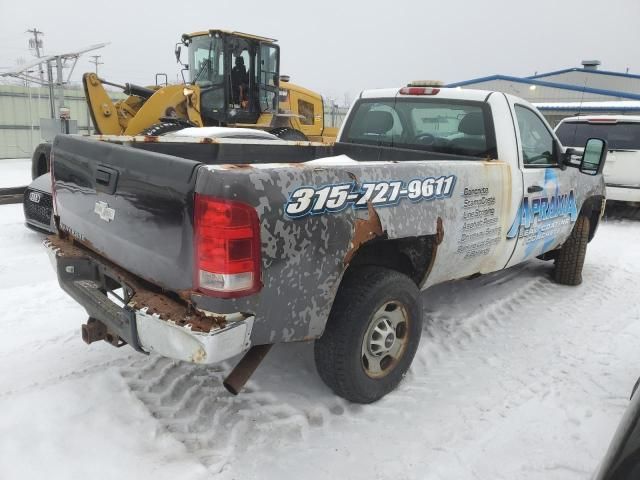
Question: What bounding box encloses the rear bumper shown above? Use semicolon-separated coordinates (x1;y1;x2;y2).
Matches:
46;238;254;364
606;185;640;204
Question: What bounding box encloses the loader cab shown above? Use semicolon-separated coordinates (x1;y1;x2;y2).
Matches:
183;30;280;126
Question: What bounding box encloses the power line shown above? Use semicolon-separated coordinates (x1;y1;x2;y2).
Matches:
26;28;44;82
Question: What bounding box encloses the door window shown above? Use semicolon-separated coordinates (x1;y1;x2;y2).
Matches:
515;105;556;166
298;99;315;125
259;44;279;112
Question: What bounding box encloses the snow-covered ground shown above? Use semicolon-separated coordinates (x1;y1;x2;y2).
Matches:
0;158;30;189
0;199;639;480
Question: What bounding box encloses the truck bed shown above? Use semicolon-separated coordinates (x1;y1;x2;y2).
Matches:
51;133;489;308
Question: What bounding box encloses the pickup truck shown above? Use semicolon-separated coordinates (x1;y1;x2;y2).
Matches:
47;85;608;403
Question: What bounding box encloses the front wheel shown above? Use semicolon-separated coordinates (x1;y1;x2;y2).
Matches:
553;215;590;286
314;266;423;403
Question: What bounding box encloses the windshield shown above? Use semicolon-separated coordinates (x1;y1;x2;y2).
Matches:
188;35;224;86
341;98;496;159
556;121;640;150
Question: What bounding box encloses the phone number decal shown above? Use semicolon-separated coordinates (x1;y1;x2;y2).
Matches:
284;175;456;218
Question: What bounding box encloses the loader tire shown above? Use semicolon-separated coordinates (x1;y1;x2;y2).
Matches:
553;215;590;286
269;127;308;141
314;266;422;403
141;122;184;136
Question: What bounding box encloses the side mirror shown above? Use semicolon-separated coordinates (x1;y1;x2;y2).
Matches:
580;138;608;175
174;44;182;64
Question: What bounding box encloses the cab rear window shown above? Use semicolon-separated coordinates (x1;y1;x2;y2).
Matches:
556;121;640;150
341;98;497;159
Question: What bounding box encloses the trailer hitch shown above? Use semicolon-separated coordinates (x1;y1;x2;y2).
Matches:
81;317;126;348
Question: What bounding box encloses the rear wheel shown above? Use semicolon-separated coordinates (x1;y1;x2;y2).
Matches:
269;127;308;141
314;266;423;403
553;215;590;286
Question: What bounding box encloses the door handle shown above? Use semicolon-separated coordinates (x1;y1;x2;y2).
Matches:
527;185;543;193
96;169;111;185
95;166;119;195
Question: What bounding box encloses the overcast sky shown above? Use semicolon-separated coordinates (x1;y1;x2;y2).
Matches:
0;0;638;104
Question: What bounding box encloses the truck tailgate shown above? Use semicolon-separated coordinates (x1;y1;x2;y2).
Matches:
52;134;200;291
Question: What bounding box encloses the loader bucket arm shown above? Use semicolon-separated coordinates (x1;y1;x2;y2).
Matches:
122;84;203;135
83;73;123;135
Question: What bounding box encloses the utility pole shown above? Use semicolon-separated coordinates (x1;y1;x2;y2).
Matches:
26;28;44;82
89;55;103;75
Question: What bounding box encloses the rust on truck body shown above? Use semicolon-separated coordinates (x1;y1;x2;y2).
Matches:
47;235;226;334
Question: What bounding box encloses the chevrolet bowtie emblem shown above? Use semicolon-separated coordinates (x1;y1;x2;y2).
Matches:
94;201;115;222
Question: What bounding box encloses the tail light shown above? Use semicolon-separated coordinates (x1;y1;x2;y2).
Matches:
588;118;617;124
194;194;262;298
399;87;440;96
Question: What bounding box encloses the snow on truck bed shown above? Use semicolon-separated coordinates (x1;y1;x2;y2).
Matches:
1;200;640;480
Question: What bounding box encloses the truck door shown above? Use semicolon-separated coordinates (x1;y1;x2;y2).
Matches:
506;103;578;267
396;92;525;286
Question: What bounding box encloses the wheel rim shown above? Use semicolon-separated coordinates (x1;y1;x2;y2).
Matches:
361;300;410;378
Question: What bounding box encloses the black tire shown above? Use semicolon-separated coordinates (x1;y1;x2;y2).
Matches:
314;266;423;403
31;143;52;179
141;122;185;136
553;215;590;286
269;127;308;141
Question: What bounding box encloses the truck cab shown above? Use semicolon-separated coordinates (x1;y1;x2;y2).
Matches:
336;86;605;274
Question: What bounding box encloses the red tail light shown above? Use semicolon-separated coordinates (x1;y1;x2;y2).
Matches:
194;194;262;298
399;87;440;96
587;118;617;124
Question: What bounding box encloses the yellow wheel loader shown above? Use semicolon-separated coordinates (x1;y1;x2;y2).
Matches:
83;30;337;142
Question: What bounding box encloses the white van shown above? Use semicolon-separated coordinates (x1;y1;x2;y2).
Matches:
556;116;640;205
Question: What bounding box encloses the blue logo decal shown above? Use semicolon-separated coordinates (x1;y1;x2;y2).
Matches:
507;190;578;239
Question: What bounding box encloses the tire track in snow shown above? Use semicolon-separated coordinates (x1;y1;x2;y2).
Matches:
116;260;639;473
395;261;638;436
119;356;316;472
116;269;546;471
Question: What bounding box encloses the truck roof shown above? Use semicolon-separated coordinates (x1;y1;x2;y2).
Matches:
360;87;494;102
183;30;277;43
